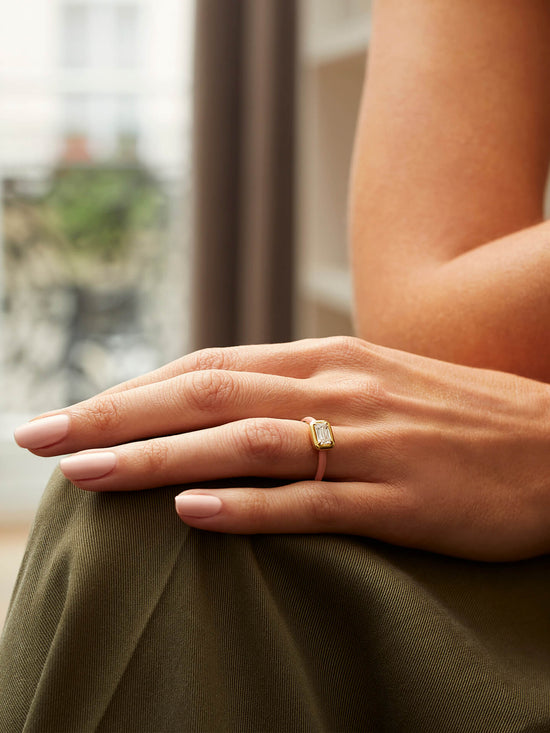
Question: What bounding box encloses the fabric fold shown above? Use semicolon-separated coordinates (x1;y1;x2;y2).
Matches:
1;469;549;732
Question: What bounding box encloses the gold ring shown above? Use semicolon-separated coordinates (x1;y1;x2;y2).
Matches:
301;417;334;480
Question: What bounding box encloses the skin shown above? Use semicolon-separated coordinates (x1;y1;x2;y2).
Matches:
350;0;550;381
13;0;550;561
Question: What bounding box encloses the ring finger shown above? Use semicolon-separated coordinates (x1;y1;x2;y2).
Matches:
59;418;382;491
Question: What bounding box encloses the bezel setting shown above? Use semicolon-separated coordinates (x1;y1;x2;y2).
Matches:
308;420;335;450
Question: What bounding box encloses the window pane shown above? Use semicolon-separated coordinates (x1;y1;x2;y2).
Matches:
89;4;116;68
61;5;90;68
62;93;90;136
1;0;194;518
116;5;140;68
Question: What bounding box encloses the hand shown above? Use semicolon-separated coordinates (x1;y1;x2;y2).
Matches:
14;336;550;561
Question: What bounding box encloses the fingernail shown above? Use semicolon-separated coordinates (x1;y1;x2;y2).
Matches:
175;493;223;518
14;414;70;449
60;452;117;480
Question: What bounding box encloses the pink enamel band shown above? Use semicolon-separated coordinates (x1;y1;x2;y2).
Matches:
301;416;335;481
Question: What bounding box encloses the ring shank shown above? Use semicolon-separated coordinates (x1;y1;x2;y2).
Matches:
314;450;327;481
301;416;333;481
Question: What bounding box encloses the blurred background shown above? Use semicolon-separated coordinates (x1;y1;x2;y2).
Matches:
0;0;373;622
1;0;194;512
2;0;550;626
0;0;194;621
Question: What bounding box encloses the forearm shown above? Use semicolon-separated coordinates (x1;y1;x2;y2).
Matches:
349;0;550;381
353;220;550;382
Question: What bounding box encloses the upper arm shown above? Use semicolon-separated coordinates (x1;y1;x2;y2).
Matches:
350;0;550;330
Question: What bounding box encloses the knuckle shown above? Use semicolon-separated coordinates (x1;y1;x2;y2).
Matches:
187;369;236;412
352;377;389;409
192;347;238;373
309;335;372;373
327;335;364;360
329;334;361;351
80;394;123;433
238;489;270;522
239;418;286;463
300;484;339;528
388;482;422;521
142;440;169;473
321;375;388;417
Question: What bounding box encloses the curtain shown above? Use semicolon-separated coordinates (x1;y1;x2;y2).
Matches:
191;0;297;349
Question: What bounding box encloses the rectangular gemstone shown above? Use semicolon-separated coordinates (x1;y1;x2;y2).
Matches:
313;421;333;448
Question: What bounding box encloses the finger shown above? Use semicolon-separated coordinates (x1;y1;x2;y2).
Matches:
100;337;360;396
173;481;410;541
16;337;385;453
58;420;382;491
13;339;340;452
38;336;371;409
17;371;313;455
173;481;525;561
19;343;310;422
18;359;390;456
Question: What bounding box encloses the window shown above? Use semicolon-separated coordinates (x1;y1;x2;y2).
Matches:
62;5;91;68
61;2;141;71
116;5;140;68
0;0;194;516
60;2;142;158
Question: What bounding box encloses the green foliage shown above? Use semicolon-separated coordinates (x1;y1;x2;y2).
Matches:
45;165;167;262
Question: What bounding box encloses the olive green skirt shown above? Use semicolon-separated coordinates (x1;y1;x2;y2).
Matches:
1;468;549;732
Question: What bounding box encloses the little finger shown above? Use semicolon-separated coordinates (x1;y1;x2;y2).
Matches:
174;480;405;539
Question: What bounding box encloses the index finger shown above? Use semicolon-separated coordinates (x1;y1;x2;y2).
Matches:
99;339;327;397
16;341;321;425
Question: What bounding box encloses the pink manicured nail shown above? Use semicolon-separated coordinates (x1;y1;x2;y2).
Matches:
14;414;70;449
60;452;117;480
175;494;223;518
